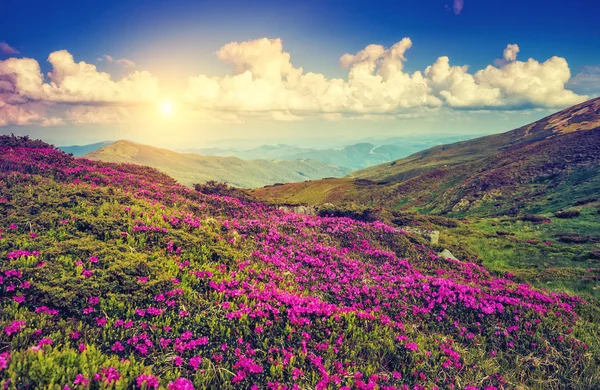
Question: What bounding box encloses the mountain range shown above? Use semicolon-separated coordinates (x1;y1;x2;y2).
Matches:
83;140;351;188
179;135;477;170
252;97;600;217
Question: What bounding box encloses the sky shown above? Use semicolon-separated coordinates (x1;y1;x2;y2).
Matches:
1;0;599;148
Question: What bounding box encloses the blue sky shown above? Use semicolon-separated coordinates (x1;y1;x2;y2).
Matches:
1;0;599;148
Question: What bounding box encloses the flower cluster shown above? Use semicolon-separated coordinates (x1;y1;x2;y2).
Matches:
0;138;597;389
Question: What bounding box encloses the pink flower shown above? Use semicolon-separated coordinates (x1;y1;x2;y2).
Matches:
83;307;94;315
73;374;89;386
172;355;183;366
405;342;418;351
138;277;148;283
112;341;125;352
79;343;87;352
89;256;99;263
5;320;26;336
136;374;159;389
0;352;10;371
13;295;25;304
38;338;53;347
189;355;202;370
167;378;194;390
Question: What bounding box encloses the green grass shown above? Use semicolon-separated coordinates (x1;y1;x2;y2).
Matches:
438;207;600;301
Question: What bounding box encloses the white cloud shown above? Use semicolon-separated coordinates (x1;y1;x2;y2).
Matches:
183;39;585;119
0;50;158;105
0;42;19;55
41;117;65;127
0;100;40;126
66;105;132;125
0;39;589;127
98;54;136;68
568;65;600;94
503;44;520;62
0;50;157;126
452;0;464;15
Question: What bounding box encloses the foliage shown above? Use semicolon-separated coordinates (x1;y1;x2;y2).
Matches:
0;136;599;389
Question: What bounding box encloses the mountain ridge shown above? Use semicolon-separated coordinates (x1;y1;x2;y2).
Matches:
84;140;351;188
253;97;600;217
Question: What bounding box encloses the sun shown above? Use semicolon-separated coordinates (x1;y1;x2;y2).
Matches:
159;100;174;116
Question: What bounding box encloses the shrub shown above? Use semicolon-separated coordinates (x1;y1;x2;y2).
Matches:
520;214;551;223
554;210;581;219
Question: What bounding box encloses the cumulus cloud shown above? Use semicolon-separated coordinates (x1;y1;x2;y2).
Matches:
0;42;19;55
183;37;441;120
0;50;157;126
98;54;136;68
0;50;158;104
183;38;585;120
503;44;520;62
0;39;589;127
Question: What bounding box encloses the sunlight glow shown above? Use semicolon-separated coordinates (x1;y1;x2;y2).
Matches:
160;100;174;116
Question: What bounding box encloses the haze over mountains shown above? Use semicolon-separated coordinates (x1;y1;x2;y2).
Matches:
180;135;476;170
84;140;351;188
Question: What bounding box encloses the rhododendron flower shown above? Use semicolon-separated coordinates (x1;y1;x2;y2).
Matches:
73;374;89;386
5;320;26;336
167;378;194;390
137;374;159;389
405;342;418;351
83;307;94;315
112;341;125;352
189;355;202;370
89;256;99;263
38;338;53;347
172;356;183;366
0;352;10;371
13;295;25;304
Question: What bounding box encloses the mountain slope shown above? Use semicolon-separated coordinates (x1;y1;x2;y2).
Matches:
253;97;600;216
352;97;600;183
84;140;351;188
59;141;114;156
0;135;598;388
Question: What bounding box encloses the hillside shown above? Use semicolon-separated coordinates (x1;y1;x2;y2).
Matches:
253;97;600;216
59;141;114;157
352;97;600;183
84;140;351;188
251;98;600;301
0;135;598;388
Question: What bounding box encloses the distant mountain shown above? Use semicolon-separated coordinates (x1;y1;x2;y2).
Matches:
84;140;351;188
181;135;476;170
252;97;600;217
181;144;314;161
58;141;114;156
